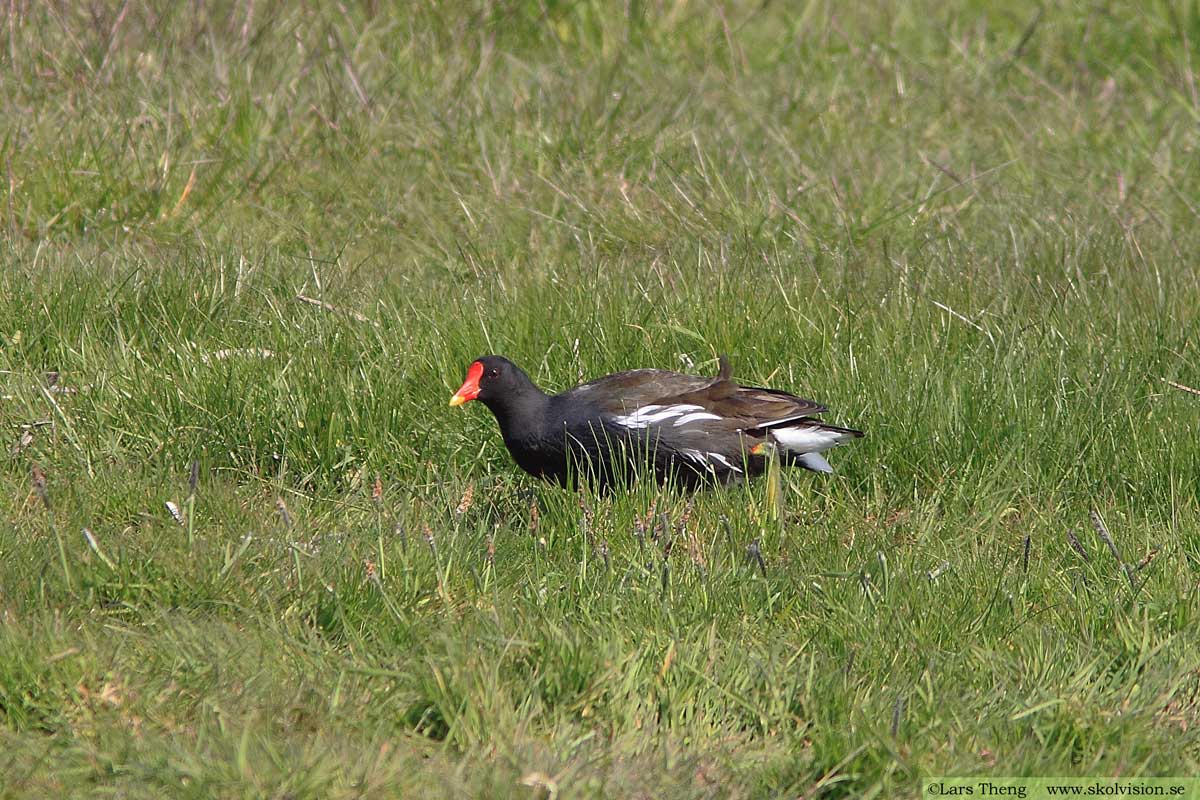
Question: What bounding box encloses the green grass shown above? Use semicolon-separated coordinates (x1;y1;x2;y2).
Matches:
2;1;1199;796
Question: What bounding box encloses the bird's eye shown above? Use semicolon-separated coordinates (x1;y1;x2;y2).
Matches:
489;368;500;378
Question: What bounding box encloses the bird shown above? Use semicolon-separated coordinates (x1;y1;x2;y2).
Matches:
449;354;863;490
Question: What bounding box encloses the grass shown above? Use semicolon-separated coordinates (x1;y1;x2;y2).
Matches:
1;0;1199;796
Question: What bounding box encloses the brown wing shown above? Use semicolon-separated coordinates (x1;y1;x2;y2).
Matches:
692;386;826;430
653;374;827;431
567;362;727;414
583;356;826;430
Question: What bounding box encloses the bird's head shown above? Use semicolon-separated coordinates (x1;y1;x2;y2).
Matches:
449;355;525;408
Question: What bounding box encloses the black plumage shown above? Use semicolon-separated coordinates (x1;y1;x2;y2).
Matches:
449;354;862;489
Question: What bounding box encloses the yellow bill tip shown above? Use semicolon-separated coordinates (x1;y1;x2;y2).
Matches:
448;394;467;407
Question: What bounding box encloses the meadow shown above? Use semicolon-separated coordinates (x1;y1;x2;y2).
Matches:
1;1;1199;797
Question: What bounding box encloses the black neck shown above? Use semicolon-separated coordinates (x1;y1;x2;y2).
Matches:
481;374;551;442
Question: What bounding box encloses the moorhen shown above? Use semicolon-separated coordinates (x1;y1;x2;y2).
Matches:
449;355;863;489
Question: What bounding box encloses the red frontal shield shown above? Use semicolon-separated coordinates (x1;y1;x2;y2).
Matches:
449;361;484;406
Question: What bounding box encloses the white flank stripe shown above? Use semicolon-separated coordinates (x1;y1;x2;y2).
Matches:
771;426;855;453
611;404;704;429
673;411;722;427
640;405;702;423
677;449;743;475
708;453;743;474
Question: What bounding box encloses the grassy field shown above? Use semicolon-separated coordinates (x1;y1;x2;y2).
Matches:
2;1;1199;796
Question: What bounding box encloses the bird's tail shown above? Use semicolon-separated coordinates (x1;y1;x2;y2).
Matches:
753;421;864;473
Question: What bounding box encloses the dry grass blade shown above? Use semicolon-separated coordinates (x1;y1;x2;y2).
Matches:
167;166;197;218
930;299;996;345
82;528;118;570
1160;377;1200;397
1136;546;1161;571
10;429;34;457
200;348;275;363
295;294;380;327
